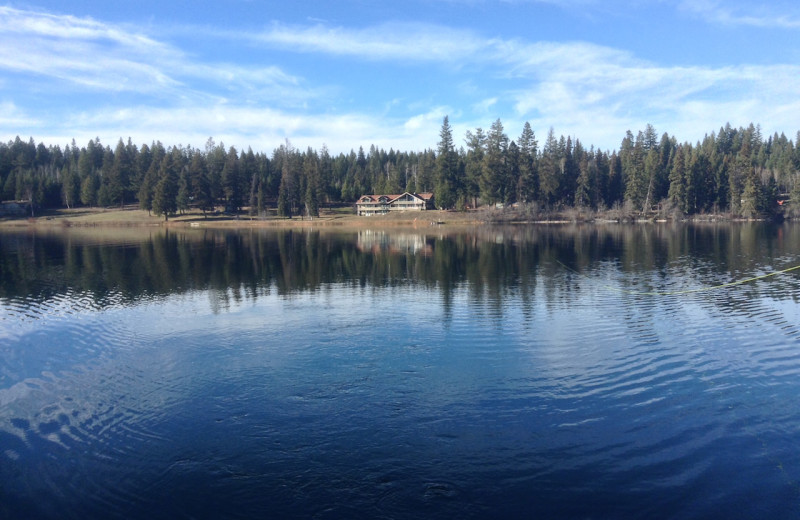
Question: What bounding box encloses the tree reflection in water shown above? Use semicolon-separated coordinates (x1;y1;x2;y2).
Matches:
1;223;799;316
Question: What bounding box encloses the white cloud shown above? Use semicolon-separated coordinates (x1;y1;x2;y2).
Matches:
12;102;445;154
403;107;451;132
678;0;800;29
251;21;486;63
0;6;172;54
0;102;39;128
2;6;800;154
473;97;498;114
0;6;313;105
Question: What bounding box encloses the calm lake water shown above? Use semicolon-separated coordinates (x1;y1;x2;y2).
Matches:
1;223;799;519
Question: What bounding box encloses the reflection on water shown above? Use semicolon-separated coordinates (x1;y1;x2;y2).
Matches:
1;223;800;519
2;223;799;314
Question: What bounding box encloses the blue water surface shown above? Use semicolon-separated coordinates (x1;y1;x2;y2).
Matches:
1;224;799;519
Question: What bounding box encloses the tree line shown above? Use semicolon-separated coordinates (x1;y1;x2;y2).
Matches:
2;119;799;219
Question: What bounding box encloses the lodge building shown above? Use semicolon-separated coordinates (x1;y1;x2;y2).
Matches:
356;192;434;216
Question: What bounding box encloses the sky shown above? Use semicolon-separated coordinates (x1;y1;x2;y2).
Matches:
1;0;800;155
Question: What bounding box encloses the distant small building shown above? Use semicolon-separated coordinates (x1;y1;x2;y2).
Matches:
356;192;434;216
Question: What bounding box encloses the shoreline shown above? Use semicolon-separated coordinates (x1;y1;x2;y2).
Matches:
0;206;486;230
0;205;786;231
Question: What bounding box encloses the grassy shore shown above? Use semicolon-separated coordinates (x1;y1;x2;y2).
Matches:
0;203;785;231
0;205;486;230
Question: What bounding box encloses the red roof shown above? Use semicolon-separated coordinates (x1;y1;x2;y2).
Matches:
358;192;433;203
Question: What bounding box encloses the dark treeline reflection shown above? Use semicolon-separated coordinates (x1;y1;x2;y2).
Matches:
1;223;799;312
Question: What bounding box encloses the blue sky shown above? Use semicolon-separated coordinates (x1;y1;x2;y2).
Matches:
1;1;800;154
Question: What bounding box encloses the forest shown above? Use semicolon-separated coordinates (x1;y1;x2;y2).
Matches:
1;118;799;220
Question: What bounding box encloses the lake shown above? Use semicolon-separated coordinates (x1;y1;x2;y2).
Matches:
1;223;799;519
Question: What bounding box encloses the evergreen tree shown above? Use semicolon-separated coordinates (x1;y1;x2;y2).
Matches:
740;171;762;218
303;148;320;217
177;169;190;214
2;171;16;201
688;147;710;213
434;116;459;209
539;128;561;206
189;152;212;216
277;148;296;217
481;118;508;205
61;162;80;209
789;174;800;215
623;131;647;211
605;152;623;208
152;156;178;221
257;180;266;217
593;150;611;209
98;146;114;207
642;149;660;212
108;138;131;207
668;145;687;212
222;146;241;212
574;154;597;208
517;122;538;203
505;141;520;205
206;140;226;206
138;166;155;215
135;143;152;200
80;173;98;206
277;176;292;218
559;137;580;206
464;128;486;208
318;145;334;203
241;147;257;214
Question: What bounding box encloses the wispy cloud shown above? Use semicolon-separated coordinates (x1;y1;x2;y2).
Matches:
678;0;800;29
42;103;449;154
248;20;800;144
2;5;800;154
0;6;313;104
0;102;39;128
0;6;183;92
250;21;486;63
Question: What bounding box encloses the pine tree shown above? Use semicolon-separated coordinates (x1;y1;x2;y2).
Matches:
138;151;161;215
277;176;292;218
80;173;98;206
642;149;660;212
623;131;647;211
575;154;597;208
108;139;131;207
138;168;154;215
740;171;762;218
189;153;212;216
152;157;178;221
303;148;320;217
206;140;226;206
559;137;579;206
2;171;16;201
222;146;241;213
61;162;80;209
176;169;190;215
481;119;508;205
464;128;486;208
505;140;520;205
789;174;800;216
517;122;538;203
668;145;687;212
606;152;623;207
257;180;266;217
539;128;561;206
435;116;458;209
